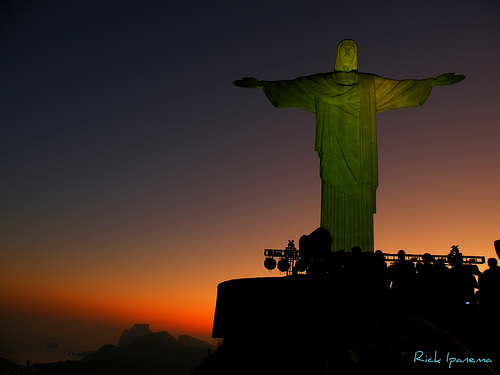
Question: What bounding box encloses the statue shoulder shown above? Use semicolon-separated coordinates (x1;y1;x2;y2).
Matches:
310;72;335;78
285;72;336;88
357;72;379;81
297;72;333;81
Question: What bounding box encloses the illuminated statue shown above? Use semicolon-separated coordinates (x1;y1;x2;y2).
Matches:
234;39;465;252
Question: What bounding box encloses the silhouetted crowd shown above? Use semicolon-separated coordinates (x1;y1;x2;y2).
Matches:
294;228;500;362
286;232;499;374
297;228;500;325
310;247;500;323
194;231;500;375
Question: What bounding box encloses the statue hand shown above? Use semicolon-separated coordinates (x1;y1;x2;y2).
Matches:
432;73;466;86
233;77;264;89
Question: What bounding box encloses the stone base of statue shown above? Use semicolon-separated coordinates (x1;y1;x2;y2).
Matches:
190;274;497;375
206;275;380;374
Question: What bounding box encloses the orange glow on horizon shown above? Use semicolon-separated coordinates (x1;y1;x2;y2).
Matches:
0;277;215;341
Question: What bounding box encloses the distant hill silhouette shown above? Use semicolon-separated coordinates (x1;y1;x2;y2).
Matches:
178;335;217;351
117;323;153;347
71;350;96;358
23;330;214;375
83;331;206;374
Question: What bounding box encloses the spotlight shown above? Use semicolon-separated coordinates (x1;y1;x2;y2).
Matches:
264;257;277;270
295;259;307;272
277;258;289;272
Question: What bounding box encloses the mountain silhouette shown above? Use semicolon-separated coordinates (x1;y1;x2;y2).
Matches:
178;335;217;351
26;331;213;375
117;323;153;347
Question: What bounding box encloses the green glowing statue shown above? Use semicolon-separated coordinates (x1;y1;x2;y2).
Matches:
234;39;465;252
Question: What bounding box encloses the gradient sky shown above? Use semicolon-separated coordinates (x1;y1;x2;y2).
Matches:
1;0;499;364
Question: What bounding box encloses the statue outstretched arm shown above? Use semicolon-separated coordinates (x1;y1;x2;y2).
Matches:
233;77;264;89
431;73;466;86
235;76;317;112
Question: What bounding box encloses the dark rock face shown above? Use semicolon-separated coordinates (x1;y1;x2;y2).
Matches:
178;335;217;351
117;323;153;347
83;331;209;375
30;331;211;375
14;324;217;375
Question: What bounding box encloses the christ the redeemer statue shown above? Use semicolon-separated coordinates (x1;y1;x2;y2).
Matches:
234;39;465;253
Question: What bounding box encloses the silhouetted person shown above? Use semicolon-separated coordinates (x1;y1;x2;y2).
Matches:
299;227;332;276
477;254;500;374
344;246;364;293
427;258;451;323
389;250;416;287
447;250;478;317
329;249;348;290
368;250;391;322
414;253;439;318
478;258;500;316
351;246;362;259
331;249;347;272
388;250;416;316
372;250;390;293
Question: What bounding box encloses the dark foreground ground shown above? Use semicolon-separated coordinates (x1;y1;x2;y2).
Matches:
192;276;499;375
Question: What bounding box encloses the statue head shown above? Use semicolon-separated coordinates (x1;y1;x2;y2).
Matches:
334;39;358;72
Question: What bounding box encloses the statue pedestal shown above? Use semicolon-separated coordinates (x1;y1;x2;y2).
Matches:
210;275;379;374
213;276;336;341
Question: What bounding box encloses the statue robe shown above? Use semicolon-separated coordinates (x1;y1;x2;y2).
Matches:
261;72;433;252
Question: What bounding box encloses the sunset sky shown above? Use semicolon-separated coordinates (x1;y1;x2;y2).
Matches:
1;0;499;364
